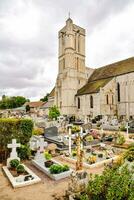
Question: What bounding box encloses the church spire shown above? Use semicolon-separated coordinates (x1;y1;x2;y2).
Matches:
66;11;73;24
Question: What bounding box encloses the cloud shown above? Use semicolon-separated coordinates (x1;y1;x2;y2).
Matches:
0;0;134;100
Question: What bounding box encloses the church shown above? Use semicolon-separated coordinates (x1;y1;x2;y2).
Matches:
48;17;134;122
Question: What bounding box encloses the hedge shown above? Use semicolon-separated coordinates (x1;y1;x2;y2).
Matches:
0;118;33;151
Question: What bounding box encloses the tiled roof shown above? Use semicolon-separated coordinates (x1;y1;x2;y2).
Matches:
88;57;134;82
77;78;112;96
77;57;134;96
24;101;45;108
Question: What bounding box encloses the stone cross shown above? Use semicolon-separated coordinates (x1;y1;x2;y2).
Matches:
7;139;20;159
69;128;72;155
7;139;20;167
39;138;45;153
125;122;130;139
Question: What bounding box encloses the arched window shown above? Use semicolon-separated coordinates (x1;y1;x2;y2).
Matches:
106;94;109;104
78;97;80;109
90;95;93;108
117;83;120;102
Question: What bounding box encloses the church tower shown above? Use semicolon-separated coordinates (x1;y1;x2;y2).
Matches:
55;17;86;115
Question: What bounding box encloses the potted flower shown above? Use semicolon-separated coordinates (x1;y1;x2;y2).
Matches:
88;155;97;164
44;152;53;168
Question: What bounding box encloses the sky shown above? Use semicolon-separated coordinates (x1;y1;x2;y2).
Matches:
0;0;134;100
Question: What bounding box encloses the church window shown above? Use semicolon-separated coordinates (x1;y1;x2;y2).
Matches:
106;95;109;104
90;95;93;108
60;101;62;108
117;83;120;102
78;97;80;109
63;58;65;69
112;95;114;105
76;57;79;70
78;34;80;52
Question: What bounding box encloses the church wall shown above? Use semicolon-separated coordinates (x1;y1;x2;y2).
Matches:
116;72;134;119
76;93;100;120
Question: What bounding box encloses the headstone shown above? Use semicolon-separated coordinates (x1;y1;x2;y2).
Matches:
7;139;21;167
69;128;72;155
45;126;58;138
34;138;47;161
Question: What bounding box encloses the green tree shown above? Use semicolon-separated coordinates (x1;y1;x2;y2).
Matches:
49;105;60;120
40;93;49;102
26;104;30;112
0;96;29;109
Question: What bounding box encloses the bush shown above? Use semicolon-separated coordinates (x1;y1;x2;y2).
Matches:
79;165;134;200
62;165;69;172
32;128;44;135
16;164;25;173
116;133;125;145
50;164;63;174
124;147;134;162
44;152;52;160
0;118;33;151
50;164;69;174
10;159;20;168
49;105;60;120
17;145;31;160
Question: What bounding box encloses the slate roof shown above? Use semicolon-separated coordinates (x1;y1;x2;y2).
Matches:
77;57;134;96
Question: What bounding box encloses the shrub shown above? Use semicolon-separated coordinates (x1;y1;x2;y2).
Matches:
78;165;134;200
50;164;63;174
49;105;60;120
16;164;25;173
0;118;33;151
124;147;134;162
10;159;20;168
44;152;52;160
17;144;31;160
116;133;125;145
49;164;70;174
62;165;69;172
32;128;44;135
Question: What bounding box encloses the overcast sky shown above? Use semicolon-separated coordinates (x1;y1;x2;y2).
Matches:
0;0;134;100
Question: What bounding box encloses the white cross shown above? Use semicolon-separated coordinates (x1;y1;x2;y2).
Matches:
7;139;20;158
38;138;46;153
125;122;130;138
68;128;72;155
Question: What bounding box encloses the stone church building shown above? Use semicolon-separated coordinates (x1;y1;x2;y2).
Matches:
49;17;134;121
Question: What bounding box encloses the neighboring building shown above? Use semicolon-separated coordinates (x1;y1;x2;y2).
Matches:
48;17;134;121
24;101;45;115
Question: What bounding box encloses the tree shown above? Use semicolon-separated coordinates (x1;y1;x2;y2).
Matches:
26;104;30;112
40;93;49;102
0;96;29;109
49;105;60;120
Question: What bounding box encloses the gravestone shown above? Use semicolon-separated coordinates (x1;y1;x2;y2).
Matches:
45;126;58;138
34;138;47;161
7;139;20;167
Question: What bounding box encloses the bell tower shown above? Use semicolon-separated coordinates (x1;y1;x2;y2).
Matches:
55;17;86;115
